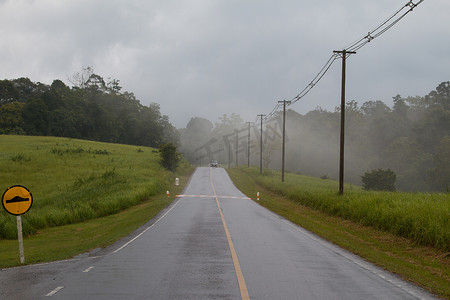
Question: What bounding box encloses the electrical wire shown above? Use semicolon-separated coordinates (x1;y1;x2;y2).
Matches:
343;4;406;51
287;0;425;108
252;0;425;129
345;0;425;52
290;54;338;105
264;103;282;120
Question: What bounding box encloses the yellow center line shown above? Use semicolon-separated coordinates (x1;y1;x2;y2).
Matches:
209;168;250;300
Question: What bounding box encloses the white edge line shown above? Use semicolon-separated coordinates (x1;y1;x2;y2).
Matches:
278;217;434;299
109;197;182;255
45;286;64;297
82;266;94;273
3;190;186;270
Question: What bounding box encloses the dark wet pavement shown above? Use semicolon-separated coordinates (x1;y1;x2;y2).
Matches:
0;167;434;299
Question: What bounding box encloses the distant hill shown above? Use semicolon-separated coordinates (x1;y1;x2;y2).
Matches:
0;68;179;147
0;135;189;240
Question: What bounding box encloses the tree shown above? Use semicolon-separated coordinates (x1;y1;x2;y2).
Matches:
69;66;94;89
384;137;432;191
22;98;50;135
106;78;122;94
0;74;180;148
159;143;181;172
385;137;423;174
212;113;244;137
427;135;450;192
361;169;396;191
426;81;450;110
179;117;214;163
393;95;409;119
0;101;25;134
414;107;450;154
262;133;281;168
0;79;18;105
360;100;391;117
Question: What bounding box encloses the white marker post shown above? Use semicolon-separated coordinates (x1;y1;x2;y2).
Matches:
16;215;25;263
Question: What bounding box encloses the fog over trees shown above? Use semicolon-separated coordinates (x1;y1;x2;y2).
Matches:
179;82;449;192
1;71;448;192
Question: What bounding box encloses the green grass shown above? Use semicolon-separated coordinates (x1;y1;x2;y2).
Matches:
227;167;449;298
0;135;192;239
0;176;189;268
233;167;449;252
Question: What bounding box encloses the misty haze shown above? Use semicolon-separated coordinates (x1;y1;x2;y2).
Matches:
179;82;450;193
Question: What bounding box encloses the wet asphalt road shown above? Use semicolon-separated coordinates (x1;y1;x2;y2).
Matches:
0;167;435;299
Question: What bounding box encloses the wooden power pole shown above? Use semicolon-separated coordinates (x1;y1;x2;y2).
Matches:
235;129;238;167
246;122;251;167
278;100;291;182
333;49;356;195
257;114;266;174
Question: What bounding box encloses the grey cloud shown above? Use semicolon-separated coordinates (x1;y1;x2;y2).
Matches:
0;0;448;127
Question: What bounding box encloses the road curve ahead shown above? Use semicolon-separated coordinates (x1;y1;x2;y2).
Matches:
0;167;434;299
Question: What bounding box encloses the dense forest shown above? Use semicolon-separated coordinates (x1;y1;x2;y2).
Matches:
179;82;449;192
0;67;179;147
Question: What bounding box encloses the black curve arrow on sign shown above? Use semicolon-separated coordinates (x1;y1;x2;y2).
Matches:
5;196;29;203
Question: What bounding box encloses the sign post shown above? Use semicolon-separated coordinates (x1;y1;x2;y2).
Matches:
2;185;33;264
16;215;25;263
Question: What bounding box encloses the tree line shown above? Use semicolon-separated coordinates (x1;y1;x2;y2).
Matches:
0;68;179;148
179;82;449;192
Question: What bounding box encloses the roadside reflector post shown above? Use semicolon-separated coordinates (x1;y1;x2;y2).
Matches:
257;192;260;201
17;215;25;264
166;191;170;197
175;178;179;186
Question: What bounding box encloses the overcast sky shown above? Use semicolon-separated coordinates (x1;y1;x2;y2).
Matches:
0;0;448;128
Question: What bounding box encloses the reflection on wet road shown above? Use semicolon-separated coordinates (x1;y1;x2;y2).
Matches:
0;167;434;299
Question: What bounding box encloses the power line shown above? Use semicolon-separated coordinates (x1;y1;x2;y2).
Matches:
287;0;425;108
290;54;338;105
245;0;425;148
345;0;425;53
264;103;282;120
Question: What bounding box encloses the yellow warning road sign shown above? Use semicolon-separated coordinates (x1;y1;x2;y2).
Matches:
2;185;33;215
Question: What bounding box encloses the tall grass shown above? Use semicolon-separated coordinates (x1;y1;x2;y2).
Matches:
0;135;191;240
229;167;449;252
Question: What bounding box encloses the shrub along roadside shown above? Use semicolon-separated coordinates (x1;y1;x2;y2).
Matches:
227;167;449;298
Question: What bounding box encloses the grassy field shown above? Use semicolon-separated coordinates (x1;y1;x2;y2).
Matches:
0;177;189;268
0;135;192;241
227;167;449;298
230;167;449;252
1;135;448;296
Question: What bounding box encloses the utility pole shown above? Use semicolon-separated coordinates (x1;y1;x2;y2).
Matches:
333;49;356;195
235;129;238;167
246;122;251;167
228;142;231;169
278;100;291;182
218;142;221;165
257;114;266;174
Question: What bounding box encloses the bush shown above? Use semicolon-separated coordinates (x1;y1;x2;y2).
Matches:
361;169;396;191
159;143;181;172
